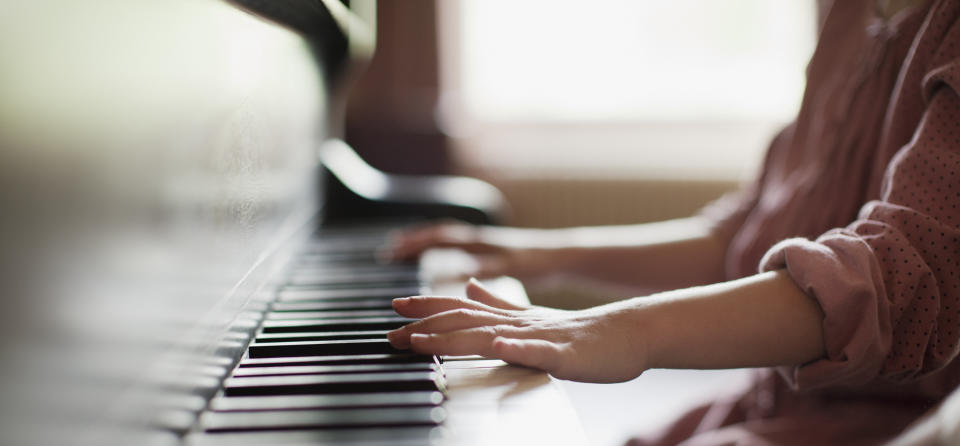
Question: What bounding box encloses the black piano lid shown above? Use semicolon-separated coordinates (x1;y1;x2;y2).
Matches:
0;0;515;443
0;0;371;445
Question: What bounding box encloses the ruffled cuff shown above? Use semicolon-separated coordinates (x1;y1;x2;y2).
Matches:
759;232;890;390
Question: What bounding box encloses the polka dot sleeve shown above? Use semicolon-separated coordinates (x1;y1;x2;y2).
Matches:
760;68;960;390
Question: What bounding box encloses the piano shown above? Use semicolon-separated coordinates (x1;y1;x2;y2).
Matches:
0;0;584;445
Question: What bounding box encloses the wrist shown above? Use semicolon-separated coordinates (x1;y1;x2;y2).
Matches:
622;296;666;371
588;297;660;376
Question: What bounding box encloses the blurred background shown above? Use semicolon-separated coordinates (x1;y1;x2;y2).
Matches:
346;1;817;444
348;0;816;228
0;1;818;445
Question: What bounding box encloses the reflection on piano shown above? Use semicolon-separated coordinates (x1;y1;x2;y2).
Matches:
0;0;583;445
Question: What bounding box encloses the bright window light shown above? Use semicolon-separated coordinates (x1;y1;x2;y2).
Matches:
452;0;815;122
441;1;817;178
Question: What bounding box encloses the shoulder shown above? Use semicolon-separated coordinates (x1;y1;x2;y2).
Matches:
918;0;960;100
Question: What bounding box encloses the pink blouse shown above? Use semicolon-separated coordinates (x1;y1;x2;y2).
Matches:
650;0;960;443
715;0;960;391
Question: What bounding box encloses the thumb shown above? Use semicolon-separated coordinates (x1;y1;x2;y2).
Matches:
460;255;508;280
465;278;527;311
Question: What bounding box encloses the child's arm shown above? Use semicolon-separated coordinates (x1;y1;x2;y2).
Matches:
387;271;825;383
388;217;728;294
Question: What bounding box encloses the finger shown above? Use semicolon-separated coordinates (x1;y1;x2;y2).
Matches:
386;309;517;349
407;325;525;357
387;224;461;260
473;256;510;279
442;255;509;282
392;295;513;318
492;337;564;374
387;224;499;261
465;278;527;311
429;254;506;282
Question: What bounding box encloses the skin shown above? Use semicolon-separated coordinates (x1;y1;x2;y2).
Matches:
389;217;727;295
386;221;826;383
383;0;927;387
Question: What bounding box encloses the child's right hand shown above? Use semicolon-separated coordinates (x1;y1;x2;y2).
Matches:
385;221;557;280
386;278;653;383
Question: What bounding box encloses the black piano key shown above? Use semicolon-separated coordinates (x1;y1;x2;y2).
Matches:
222;371;445;396
287;270;421;287
185;227;447;444
281;280;423;292
201;406;446;432
303;237;387;254
186;426;441;445
238;353;436;368
270;300;394;312
261;317;415;333
295;251;380;265
265;309;398;320
289;263;417;276
277;287;423;302
254;330;389;343
231;362;438;378
208;391;444;411
247;339;400;358
289;263;418;274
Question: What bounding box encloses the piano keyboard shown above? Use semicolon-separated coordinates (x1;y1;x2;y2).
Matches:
186;225;450;445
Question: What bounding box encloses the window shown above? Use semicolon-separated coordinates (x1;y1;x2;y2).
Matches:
439;0;817;179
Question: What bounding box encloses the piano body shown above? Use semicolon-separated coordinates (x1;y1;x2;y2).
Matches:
0;0;583;445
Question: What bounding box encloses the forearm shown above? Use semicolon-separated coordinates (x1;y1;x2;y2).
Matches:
624;269;825;369
541;217;728;293
391;217;727;291
390;269;826;382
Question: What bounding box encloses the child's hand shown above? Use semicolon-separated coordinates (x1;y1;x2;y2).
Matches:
384;222;556;280
386;278;651;383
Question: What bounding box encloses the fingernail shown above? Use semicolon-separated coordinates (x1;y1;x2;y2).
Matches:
410;333;430;343
392;297;409;307
386;328;401;341
468;277;481;286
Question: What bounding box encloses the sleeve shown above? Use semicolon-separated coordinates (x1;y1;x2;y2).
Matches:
759;67;960;390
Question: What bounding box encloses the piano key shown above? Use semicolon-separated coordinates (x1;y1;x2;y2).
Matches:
231;362;438;377
271;300;394;312
304;239;384;253
261;317;415;333
295;251;379;265
238;353;436;368
277;287;424;302
289;263;417;276
186;426;443;445
265;309;398;320
288;267;417;277
280;280;423;292
287;270;421;287
201;406;446;432
209;391;444;411
288;263;420;276
254;330;389;343
222;371;445;396
247;339;400;358
303;237;387;254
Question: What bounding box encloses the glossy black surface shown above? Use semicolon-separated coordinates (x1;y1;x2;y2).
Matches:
0;1;329;444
